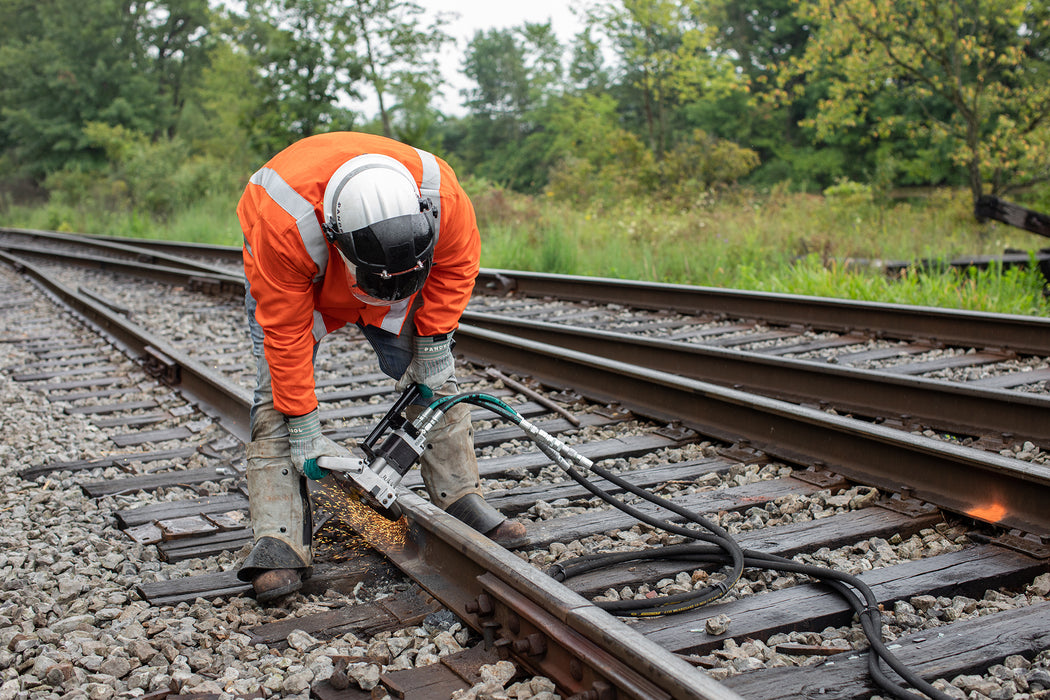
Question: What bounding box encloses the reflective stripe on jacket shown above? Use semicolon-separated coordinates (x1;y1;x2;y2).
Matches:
238;132;481;417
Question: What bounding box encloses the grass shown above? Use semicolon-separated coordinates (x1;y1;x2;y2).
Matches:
470;182;1050;316
3;191;245;246
3;181;1048;316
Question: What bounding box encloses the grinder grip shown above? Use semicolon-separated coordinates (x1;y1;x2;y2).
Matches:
362;385;422;458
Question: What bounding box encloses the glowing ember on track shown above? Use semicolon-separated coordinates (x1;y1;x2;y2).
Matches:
967;502;1007;523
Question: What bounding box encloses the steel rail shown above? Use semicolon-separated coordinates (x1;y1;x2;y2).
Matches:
461;311;1050;445
0;251;252;442
477;269;1050;356
377;492;742;700
0;241;244;293
456;324;1050;537
0;227;237;278
78;231;247;268
0;251;743;700
12;231;1050;354
18;231;1050;355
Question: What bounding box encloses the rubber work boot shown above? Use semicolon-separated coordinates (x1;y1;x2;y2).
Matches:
251;567;302;604
408;399;530;549
237;436;313;602
446;493;530;549
408;400;480;509
484;518;529;549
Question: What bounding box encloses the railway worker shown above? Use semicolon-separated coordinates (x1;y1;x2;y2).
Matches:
236;131;527;603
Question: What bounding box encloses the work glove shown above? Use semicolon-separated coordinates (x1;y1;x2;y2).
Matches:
395;334;455;398
286;409;350;480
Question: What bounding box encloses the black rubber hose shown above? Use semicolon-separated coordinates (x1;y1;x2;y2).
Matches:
426;395;745;611
425;392;952;699
533;441;744;614
554;545;949;699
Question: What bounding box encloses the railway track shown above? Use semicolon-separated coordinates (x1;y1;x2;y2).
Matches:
0;228;1048;699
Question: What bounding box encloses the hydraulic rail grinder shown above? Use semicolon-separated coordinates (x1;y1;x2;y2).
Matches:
317;385;428;521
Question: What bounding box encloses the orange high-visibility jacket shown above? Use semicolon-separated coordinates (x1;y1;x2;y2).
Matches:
238;132;481;417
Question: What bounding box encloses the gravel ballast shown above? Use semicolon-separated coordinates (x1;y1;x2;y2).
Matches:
2;263;1049;700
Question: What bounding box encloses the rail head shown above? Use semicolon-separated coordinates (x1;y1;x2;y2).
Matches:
354;488;743;700
0;226;238;278
0;251;252;442
455;322;1050;538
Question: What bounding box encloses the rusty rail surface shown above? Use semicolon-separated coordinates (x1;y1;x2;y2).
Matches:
456;324;1050;537
0;230;244;293
461;310;1050;445
0;227;237;278
362;490;742;700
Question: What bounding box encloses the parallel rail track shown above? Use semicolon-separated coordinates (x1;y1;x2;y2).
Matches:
2;228;1049;699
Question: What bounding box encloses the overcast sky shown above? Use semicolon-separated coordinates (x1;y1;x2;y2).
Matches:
413;0;586;116
429;0;583;39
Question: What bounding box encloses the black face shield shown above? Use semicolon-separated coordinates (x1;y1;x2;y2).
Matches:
347;255;433;304
324;205;437;303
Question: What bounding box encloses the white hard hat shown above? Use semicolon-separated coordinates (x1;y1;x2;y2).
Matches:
322;154;421;232
321;154;437;303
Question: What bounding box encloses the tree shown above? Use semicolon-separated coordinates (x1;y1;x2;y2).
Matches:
696;0;812;154
140;0;214;139
177;36;264;170
384;75;445;151
588;0;682;154
585;0;740;155
343;0;452;140
542;94;758;205
459;24;566;189
461;26;558;122
543;93;654;201
782;0;1050;205
567;27;611;96
0;0;212;179
235;0;361;151
700;0;809;86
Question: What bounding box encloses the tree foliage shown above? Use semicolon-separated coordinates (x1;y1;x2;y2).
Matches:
233;0;361;152
344;0;452;140
0;0;212;178
3;0;1050;222
782;0;1050;203
584;0;741;154
696;0;818;179
456;24;566;190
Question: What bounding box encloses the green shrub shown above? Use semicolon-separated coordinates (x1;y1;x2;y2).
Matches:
823;178;873;204
60;123;245;220
546;131;654;204
655;130;760;205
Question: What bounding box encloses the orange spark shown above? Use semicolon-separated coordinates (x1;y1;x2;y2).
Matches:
316;483;408;551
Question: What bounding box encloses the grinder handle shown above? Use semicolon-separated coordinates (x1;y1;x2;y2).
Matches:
362;384;423;458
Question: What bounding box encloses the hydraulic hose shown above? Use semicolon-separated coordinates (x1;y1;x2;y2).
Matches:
419;391;953;700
